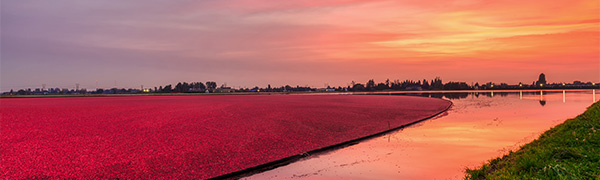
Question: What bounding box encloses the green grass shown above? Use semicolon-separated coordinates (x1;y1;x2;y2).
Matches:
466;101;600;180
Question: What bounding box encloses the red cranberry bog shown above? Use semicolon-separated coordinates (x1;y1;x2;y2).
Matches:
1;95;451;179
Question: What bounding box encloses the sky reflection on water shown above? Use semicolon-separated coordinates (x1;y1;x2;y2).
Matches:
245;89;599;180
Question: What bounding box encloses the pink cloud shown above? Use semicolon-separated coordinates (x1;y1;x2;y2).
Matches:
1;0;598;91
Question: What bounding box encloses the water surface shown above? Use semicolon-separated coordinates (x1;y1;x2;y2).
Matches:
245;89;599;180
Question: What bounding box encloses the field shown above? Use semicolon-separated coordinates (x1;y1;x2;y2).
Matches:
1;95;450;179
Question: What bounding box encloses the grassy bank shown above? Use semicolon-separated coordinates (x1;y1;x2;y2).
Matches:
466;101;600;179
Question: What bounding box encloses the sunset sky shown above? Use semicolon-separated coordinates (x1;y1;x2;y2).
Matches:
1;0;599;91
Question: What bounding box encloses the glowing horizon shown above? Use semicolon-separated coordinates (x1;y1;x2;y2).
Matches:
1;0;598;91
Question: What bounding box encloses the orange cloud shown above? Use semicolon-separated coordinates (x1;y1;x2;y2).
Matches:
2;0;598;90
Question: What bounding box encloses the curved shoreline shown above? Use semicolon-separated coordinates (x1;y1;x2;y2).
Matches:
1;95;451;179
209;97;453;180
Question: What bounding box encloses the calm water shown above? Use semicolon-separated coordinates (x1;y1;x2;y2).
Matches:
245;89;599;180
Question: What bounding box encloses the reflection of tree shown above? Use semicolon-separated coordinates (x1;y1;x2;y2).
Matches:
526;91;538;96
429;93;444;99
388;93;470;100
443;93;469;99
484;92;493;97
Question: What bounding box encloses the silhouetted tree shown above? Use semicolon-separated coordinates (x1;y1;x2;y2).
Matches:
352;83;365;91
391;80;402;90
17;89;27;95
536;73;547;87
375;83;389;90
175;82;184;92
190;82;206;92
422;79;430;90
366;79;375;91
431;77;443;90
183;82;190;92
163;85;172;92
444;81;470;90
206;81;217;92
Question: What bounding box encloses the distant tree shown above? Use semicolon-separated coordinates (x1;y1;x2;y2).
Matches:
422;79;430;90
163;85;172;92
183;82;190;92
366;79;375;91
536;73;547;86
352;83;365;91
390;80;401;90
206;81;217;92
375;83;389;90
400;80;421;90
431;77;443;90
175;82;183;92
190;82;206;92
444;82;471;90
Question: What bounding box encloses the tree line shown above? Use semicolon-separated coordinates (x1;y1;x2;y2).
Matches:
157;81;217;93
349;77;470;91
3;77;599;95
